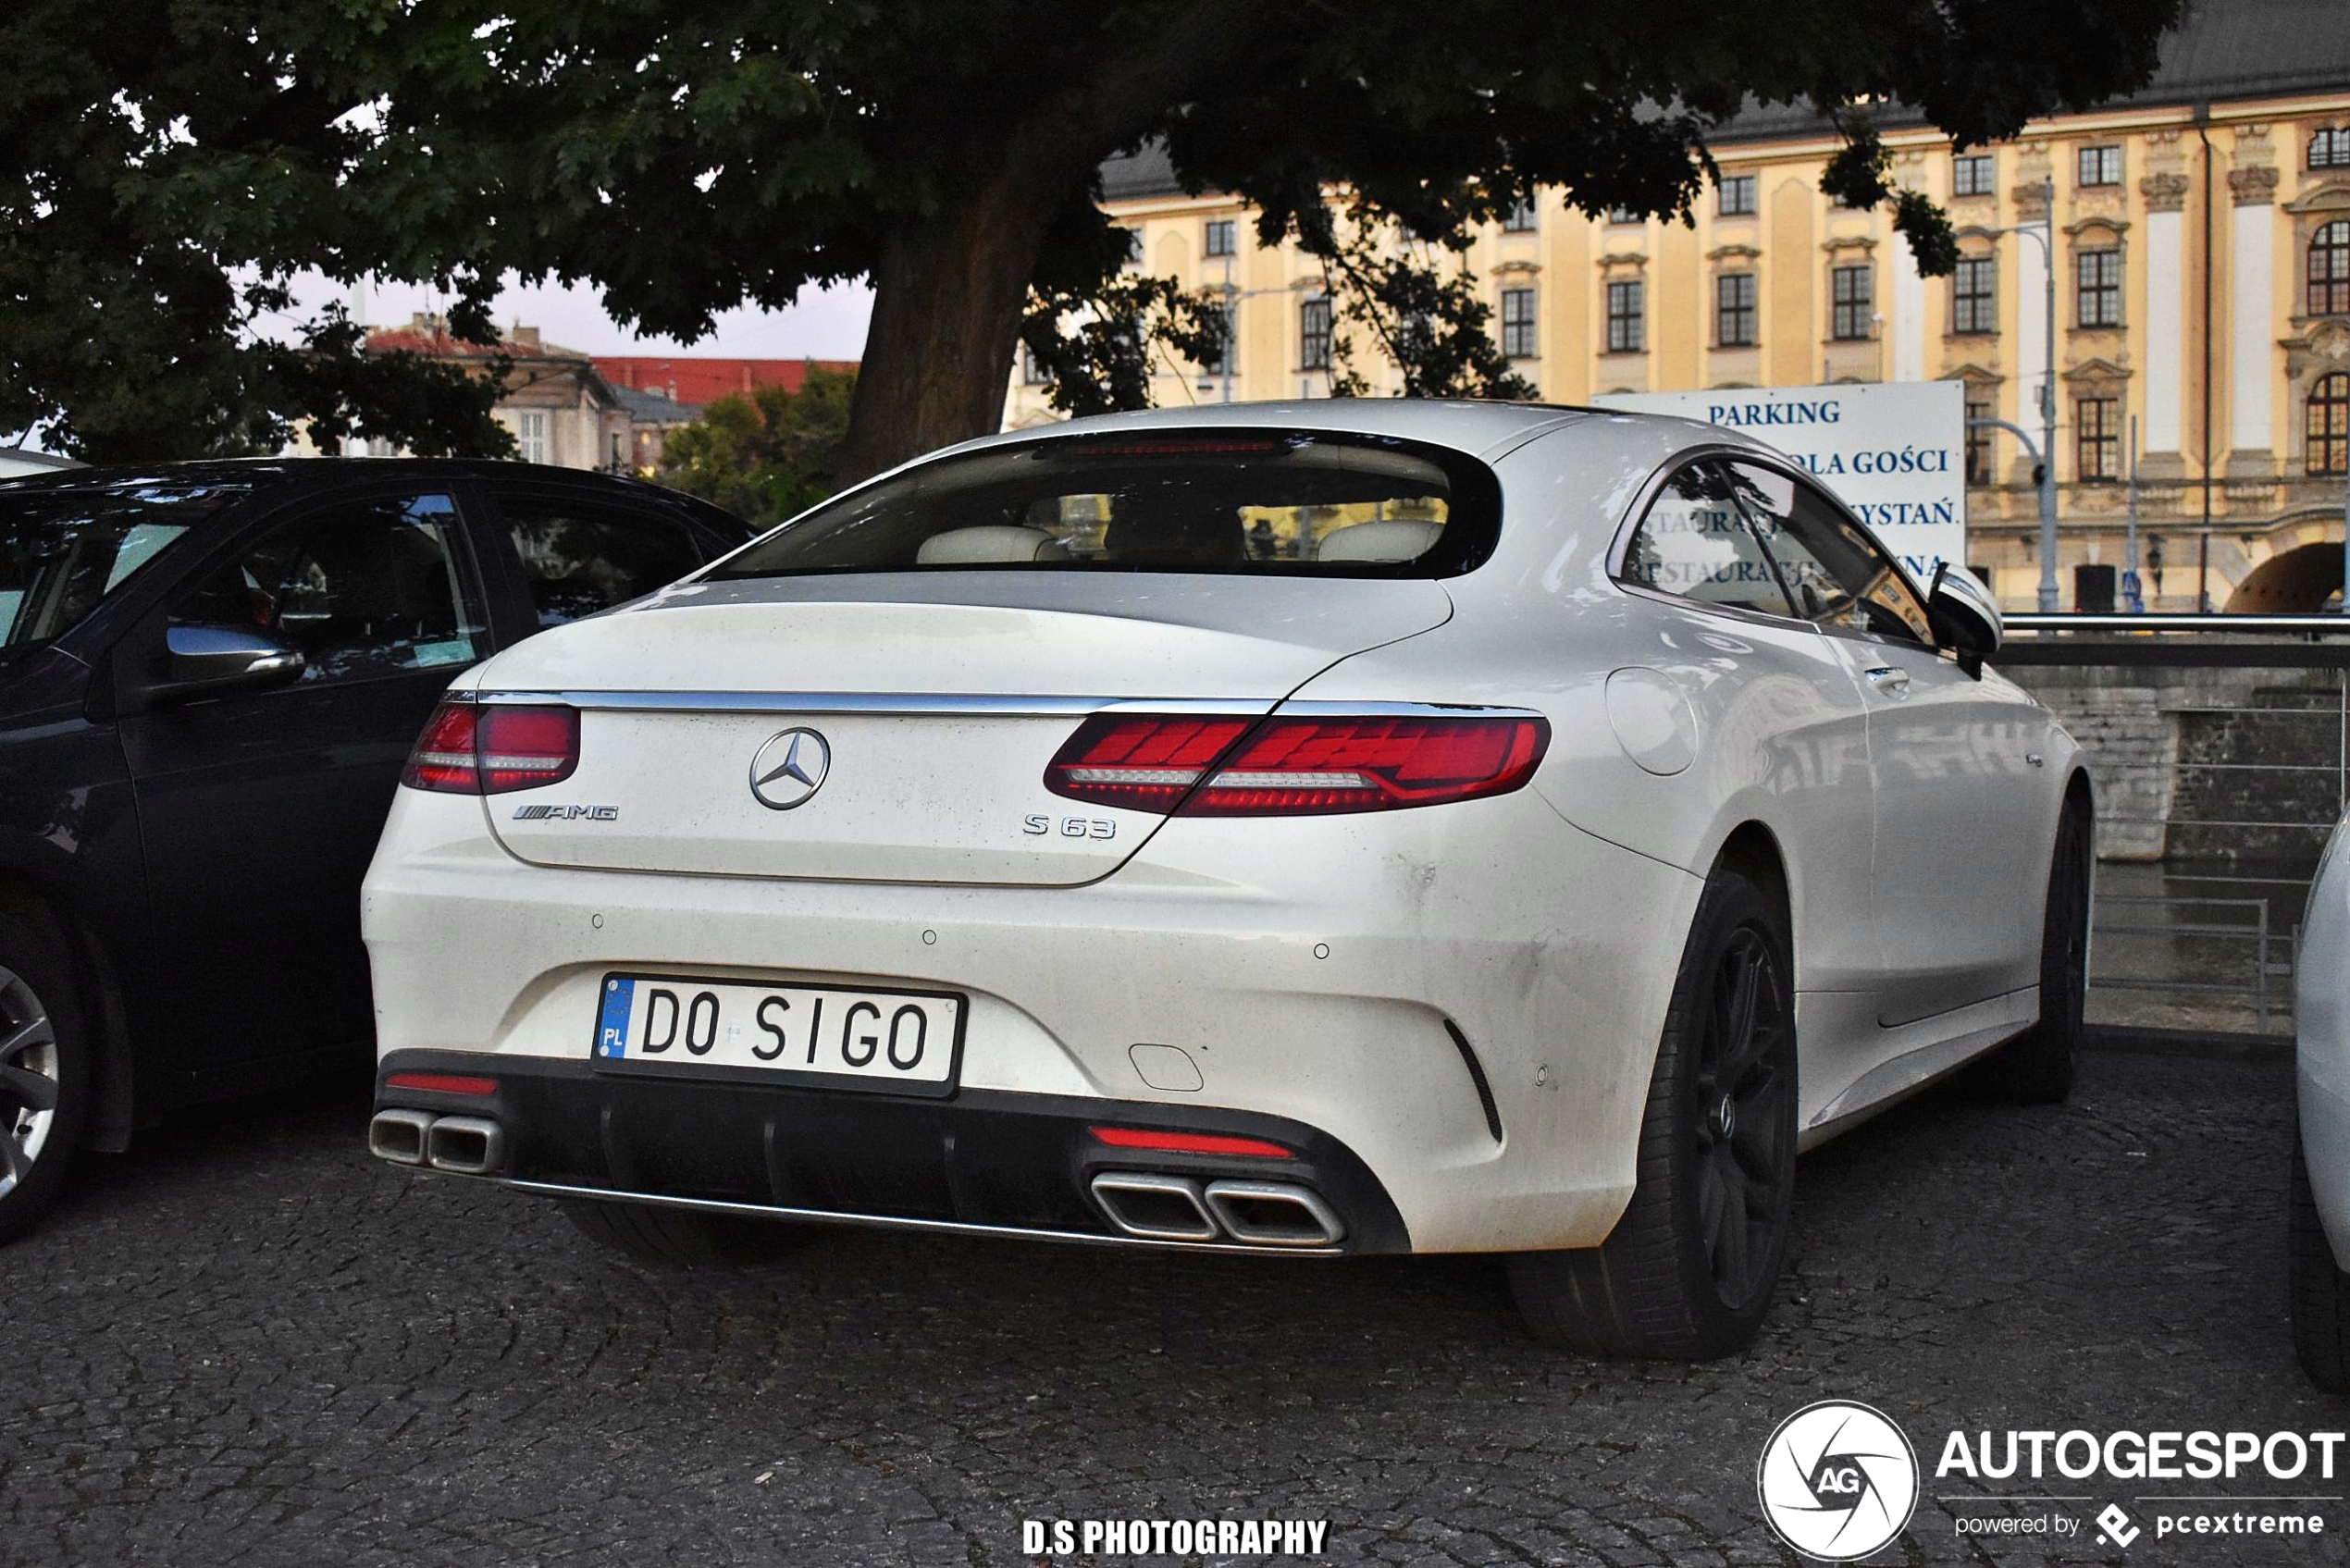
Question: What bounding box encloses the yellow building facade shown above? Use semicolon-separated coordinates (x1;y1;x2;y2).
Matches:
1006;13;2350;611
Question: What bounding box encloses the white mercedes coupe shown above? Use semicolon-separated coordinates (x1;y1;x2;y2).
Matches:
363;401;2089;1359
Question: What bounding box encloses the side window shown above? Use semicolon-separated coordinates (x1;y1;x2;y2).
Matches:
498;495;701;627
170;492;483;683
1725;463;1934;645
1619;462;1792;616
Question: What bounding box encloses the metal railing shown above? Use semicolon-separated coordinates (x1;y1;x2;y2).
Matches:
1999;613;2350;1038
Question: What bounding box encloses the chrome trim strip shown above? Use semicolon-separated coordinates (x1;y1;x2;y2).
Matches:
475;689;1545;721
499;1177;1344;1257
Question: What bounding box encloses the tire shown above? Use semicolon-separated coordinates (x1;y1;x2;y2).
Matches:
0;901;90;1246
560;1197;804;1267
2291;1136;2350;1393
1508;866;1799;1360
1984;796;2091;1104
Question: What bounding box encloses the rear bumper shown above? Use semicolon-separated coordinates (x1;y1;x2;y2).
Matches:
371;1048;1408;1255
364;787;1704;1253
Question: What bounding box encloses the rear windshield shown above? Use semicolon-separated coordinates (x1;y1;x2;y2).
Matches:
708;431;1501;579
0;481;242;646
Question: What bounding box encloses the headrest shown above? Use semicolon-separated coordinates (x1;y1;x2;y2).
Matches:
914;525;1072;565
1315;518;1444;563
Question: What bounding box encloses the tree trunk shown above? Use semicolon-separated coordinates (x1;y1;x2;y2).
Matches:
833;5;1286;482
835;174;1059;484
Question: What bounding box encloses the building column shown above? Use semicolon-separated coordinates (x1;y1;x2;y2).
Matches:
1891;232;1926;383
2141;172;2189;468
2228;162;2281;474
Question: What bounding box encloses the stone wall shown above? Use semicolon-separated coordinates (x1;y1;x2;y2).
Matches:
2003;661;2342;866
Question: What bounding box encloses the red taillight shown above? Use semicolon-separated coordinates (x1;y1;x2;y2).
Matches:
1043;715;1254;811
402;701;481;793
402;700;580;795
383;1072;498;1096
1089;1125;1293;1159
1045;712;1549;816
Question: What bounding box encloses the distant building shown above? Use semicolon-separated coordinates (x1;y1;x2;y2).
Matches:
1015;0;2350;611
596;356;857;409
609;384;703;472
364;316;634;472
340;323;857;475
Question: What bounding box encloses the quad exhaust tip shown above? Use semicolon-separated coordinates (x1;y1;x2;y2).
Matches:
369;1109;508;1176
1089;1172;1218;1241
1204;1179;1345;1246
367;1108;434;1166
1089;1171;1344;1247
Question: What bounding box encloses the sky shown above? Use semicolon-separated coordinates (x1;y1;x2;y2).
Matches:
287;272;876;360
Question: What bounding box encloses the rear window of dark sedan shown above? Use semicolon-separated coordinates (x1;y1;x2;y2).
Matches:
0;481;244;646
708;431;1502;579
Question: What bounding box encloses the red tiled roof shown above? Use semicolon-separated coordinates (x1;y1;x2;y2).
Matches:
594;357;857;405
364;325;589;362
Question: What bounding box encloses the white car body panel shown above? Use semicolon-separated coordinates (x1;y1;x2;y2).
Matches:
2299;820;2350;1263
364;400;2079;1253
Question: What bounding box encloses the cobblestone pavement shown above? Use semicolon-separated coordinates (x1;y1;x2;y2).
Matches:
4;1048;2345;1567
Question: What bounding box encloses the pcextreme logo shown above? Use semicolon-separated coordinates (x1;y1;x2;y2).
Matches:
1757;1400;1922;1561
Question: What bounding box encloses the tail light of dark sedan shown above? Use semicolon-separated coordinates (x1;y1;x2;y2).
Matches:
402;699;581;795
1045;712;1549;816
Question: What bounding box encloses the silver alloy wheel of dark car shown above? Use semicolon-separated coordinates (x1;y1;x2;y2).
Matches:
0;964;60;1198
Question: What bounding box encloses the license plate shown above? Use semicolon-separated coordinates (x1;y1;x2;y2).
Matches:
591;974;964;1094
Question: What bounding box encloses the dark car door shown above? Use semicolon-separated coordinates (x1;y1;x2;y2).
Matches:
472;477;731;634
114;483;493;1092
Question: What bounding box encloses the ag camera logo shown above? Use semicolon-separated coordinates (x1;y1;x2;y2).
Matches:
1757;1400;1920;1561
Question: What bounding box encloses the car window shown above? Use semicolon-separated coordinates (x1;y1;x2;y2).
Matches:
499;495;702;627
1618;461;1792;616
1724;462;1933;644
170;492;484;684
708;431;1500;579
0;481;245;647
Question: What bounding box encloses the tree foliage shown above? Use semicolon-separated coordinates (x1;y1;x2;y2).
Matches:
0;1;515;461
1;0;2183;469
657;366;857;527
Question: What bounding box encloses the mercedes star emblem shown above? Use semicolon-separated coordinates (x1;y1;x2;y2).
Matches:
748;727;831;810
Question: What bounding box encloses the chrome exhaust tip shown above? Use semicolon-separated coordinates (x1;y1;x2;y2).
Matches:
1089;1172;1218;1241
368;1108;434;1166
424;1115;507;1176
1203;1180;1346;1246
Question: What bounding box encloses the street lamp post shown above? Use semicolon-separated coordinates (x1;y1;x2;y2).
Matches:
1999;177;2062;611
1987;179;2062;610
1969;415;2048;599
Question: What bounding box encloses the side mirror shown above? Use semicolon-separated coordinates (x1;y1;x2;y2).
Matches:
157;623;305;698
1926;562;2001;675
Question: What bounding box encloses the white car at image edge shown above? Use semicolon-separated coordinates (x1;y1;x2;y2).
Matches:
2294;820;2350;1389
362;401;2089;1359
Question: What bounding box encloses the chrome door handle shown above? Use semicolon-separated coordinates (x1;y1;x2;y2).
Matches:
1864;666;1911;692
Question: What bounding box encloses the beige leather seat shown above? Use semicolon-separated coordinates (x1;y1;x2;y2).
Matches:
914;525;1072;565
1315;518;1444;562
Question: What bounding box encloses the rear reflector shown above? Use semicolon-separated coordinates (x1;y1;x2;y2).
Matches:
402;701;580;796
1046;712;1549;816
1090;1125;1294;1159
382;1071;499;1096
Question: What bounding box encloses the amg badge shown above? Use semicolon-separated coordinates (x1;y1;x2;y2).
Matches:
512;804;618;821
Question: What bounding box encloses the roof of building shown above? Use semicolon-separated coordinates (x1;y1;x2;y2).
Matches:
594;356;857;407
365;315;595;363
610;384;704;425
1714;0;2350;143
1096;0;2350;197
